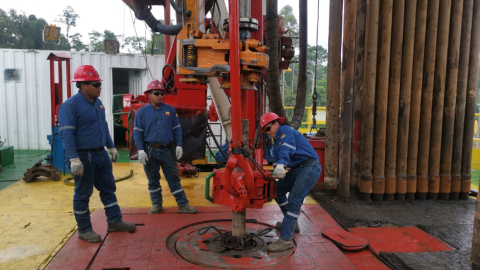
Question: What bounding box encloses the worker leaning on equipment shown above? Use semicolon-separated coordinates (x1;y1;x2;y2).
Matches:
133;80;198;214
261;112;322;252
58;65;136;243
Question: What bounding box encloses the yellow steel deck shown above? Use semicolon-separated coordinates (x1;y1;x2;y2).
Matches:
0;162;317;270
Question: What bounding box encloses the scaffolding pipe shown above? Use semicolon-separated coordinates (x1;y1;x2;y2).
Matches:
406;0;428;201
395;0;417;201
339;0;356;201
351;0;367;190
359;0;379;201
416;0;440;200
451;0;474;200
325;0;343;195
428;0;451;200
439;0;464;200
372;0;393;202
461;0;480;200
384;0;405;201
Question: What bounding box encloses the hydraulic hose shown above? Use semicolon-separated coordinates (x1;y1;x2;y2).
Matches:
131;0;183;35
207;122;229;161
63;162;134;186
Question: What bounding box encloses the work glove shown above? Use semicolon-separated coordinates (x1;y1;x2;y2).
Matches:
273;164;286;179
176;146;183;160
138;150;149;165
70;158;84;177
109;148;118;163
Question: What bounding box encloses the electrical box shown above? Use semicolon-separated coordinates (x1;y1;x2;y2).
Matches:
0;146;14;166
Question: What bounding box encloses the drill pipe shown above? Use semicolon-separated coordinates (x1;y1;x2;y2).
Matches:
339;0;356;201
406;0;428;201
384;0;405;201
416;0;440;200
451;0;474;200
372;0;393;202
325;0;343;195
359;0;380;201
351;0;367;190
460;0;480;200
428;0;451;200
439;0;464;200
395;0;417;201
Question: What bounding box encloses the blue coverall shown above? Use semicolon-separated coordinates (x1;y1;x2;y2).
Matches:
133;102;189;207
59;93;122;234
273;125;322;240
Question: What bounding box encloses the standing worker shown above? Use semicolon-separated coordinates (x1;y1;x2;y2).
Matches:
59;65;136;243
133;80;198;214
261;112;322;252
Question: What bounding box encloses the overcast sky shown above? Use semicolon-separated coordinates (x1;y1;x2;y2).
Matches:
3;1;329;52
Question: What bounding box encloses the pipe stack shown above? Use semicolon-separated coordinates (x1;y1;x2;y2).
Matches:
327;0;480;201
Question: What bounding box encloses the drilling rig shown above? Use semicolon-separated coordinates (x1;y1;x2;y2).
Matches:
120;0;294;257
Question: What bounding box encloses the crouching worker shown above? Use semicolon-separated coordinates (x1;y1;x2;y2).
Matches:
133;80;198;215
59;65;136;243
261;112;322;252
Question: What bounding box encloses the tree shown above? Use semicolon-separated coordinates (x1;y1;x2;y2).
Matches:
0;9;49;50
70;32;86;51
55;6;79;41
121;35;147;54
146;33;165;55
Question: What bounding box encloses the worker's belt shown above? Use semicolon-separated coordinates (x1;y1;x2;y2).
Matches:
77;146;105;152
293;159;318;169
145;142;172;149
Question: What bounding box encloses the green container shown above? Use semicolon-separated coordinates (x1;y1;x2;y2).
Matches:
0;146;14;166
207;150;218;163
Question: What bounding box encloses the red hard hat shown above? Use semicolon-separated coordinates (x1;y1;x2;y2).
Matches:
71;65;102;82
144;79;165;95
260;112;285;131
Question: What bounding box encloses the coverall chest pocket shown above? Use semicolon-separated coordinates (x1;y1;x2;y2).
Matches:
161;111;173;127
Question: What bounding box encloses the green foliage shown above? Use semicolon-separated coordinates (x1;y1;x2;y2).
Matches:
55;6;79;41
146;33;165;55
121;35;147;54
0;8;48;49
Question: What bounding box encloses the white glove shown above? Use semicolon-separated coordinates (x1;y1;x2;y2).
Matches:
70;158;84;177
176;146;183;160
138;150;149;165
109;148;118;163
273;164;286;179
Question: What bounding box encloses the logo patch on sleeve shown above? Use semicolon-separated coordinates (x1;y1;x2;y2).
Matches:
165;111;170;116
100;105;104;110
281;134;286;139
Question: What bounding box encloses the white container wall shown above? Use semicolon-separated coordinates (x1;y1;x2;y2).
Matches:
0;49;165;150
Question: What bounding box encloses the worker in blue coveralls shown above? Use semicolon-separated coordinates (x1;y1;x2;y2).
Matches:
260;112;322;252
133;80;198;215
59;65;136;243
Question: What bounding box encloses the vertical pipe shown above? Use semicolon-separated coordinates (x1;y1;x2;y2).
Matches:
359;0;379;201
57;60;63;115
460;0;480;200
325;0;343;195
385;0;405;201
372;0;393;202
440;0;464;200
395;0;417;201
66;59;71;98
451;0;474;200
164;0;171;55
340;0;356;201
428;0;452;200
407;0;428;201
49;60;55;128
351;0;366;190
229;0;242;145
416;0;440;200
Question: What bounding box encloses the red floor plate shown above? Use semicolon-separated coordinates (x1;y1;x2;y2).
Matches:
48;205;382;270
349;227;454;253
